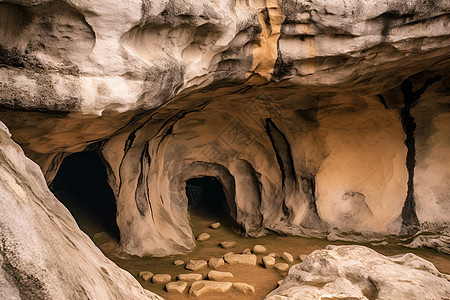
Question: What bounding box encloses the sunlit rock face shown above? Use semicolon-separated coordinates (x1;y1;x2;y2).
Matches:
0;0;449;256
0;122;161;300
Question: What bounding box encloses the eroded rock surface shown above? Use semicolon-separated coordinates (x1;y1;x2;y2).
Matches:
266;245;450;300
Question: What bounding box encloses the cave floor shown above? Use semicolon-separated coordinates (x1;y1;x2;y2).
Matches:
56;191;450;299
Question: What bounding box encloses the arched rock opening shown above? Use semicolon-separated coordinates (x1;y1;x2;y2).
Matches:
50;151;120;241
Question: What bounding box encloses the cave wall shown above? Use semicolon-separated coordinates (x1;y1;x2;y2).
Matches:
0;0;448;257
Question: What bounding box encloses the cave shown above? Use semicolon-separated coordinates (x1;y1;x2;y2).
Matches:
50;151;120;241
185;176;230;220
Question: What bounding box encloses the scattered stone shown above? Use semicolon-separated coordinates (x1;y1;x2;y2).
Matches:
220;241;236;249
173;260;184;266
177;273;203;281
166;281;187;293
210;222;221;229
268;252;277;258
223;254;257;266
223;252;234;259
262;256;276;268
252;244;267;254
233;282;255;294
189;280;232;297
208;270;234;281
299;254;308;261
242;248;252;255
138;271;153;281
185;260;208;271
197;233;210;242
281;252;294;263
208;257;225;269
277;280;283;287
152;274;171;284
275;263;290;272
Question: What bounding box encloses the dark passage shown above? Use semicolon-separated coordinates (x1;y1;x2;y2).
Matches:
185;176;229;219
50;151;120;241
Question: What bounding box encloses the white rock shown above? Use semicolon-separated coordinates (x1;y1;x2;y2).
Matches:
166;281;187;293
210;222;221;229
173;260;185;266
185;260;208;271
152;274;171;284
220;241;236;249
262;256;276;268
208;258;225;269
274;263;290;272
252;245;267;254
197;233;211;242
177;273;203;281
281;252;294;263
139;271;154;281
267;245;450;300
233;282;255;294
223;254;257;266
208;270;234;281
189;280;232;297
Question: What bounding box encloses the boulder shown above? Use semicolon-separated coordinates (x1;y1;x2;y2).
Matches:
139;271;154;282
177;273;203;281
173;260;185;266
189;281;232;297
253;245;267;254
210;222;221;229
281;252;294;263
208;258;225;269
220;241;237;249
207;270;234;281
224;254;257;266
185;260;208;271
197;233;210;242
262;256;276;268
274;263;290;272
166;281;187;293
233;282;255;294
152;274;171;284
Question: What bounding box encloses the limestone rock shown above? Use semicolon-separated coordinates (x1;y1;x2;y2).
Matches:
224;254;257;266
262;256;276;268
173;260;185;266
220;241;237;249
178;273;203;281
0;122;161;299
208;258;225;269
274;263;290;272
281;252;294;263
233;282;255;294
210;222;221;229
185;260;208;271
166;281;187;293
152;274;171;284
267;245;450;300
189;280;232;297
208;270;234;281
197;233;210;242
139;271;154;281
252;245;267;254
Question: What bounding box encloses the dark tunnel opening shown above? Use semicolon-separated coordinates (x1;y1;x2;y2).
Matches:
185;176;230;220
50;151;120;241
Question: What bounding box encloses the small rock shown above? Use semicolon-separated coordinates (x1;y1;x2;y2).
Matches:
208;257;225;269
208;270;234;281
224;254;257;265
281;252;294;263
233;282;255;294
210;222;221;229
274;263;290;272
197;233;211;242
268;252;277;258
177;273;203;281
173;260;184;266
189;280;232;297
185;260;208;271
242;248;252;255
252;244;267;254
262;256;275;268
277;280;283;287
138;271;154;281
220;241;236;249
152;274;171;284
166;281;187;293
223;252;234;259
299;254;308;261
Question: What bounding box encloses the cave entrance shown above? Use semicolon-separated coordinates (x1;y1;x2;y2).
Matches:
50;151;120;241
185;176;230;222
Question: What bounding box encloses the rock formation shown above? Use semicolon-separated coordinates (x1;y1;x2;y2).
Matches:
0;0;448;258
0;122;161;300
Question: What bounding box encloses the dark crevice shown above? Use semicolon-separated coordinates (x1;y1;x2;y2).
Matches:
135;142;154;219
376;94;389;110
299;176;322;228
399;75;442;235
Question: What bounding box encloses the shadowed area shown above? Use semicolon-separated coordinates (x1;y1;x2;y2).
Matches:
50;151;120;241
